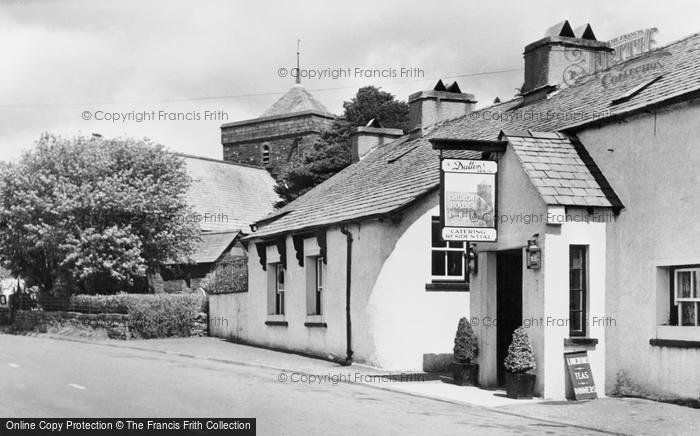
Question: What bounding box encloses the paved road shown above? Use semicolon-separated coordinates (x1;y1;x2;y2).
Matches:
0;335;609;435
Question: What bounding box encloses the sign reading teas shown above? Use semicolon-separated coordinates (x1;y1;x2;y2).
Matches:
564;351;598;400
440;159;497;242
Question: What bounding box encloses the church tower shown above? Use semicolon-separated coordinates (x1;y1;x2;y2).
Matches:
220;42;336;177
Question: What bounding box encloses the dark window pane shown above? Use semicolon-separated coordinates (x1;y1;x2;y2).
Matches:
570;270;583;290
678;271;692;298
570;247;584;269
570;311;582;333
448;241;464;249
432;252;446;276
432;219;446;248
447;251;463;276
681;302;696;326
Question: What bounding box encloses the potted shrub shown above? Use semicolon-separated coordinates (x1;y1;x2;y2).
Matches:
504;326;536;399
452;317;479;386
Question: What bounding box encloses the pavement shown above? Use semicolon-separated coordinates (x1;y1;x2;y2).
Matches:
2;333;699;435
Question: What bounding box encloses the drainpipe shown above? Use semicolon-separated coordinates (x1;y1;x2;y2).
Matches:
339;224;353;365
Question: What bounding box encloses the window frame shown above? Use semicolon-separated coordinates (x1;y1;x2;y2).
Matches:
262;145;270;165
275;263;285;315
569;245;588;337
314;257;323;315
431;217;466;282
674;267;700;327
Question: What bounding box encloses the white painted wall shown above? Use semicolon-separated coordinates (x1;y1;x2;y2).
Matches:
210;192;469;370
543;215;607;399
576;101;700;399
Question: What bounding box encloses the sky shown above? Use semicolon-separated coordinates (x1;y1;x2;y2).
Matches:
1;0;698;162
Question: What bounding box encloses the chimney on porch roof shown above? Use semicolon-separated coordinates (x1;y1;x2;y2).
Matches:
408;80;476;133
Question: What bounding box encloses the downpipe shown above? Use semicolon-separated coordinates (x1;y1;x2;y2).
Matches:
339;224;353;366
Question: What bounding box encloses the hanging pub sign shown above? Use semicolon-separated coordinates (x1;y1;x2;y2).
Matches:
440;158;497;242
564;351;598;400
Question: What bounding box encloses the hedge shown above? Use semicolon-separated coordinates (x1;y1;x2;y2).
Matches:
60;293;206;338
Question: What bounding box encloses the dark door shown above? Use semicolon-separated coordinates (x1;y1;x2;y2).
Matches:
496;249;523;385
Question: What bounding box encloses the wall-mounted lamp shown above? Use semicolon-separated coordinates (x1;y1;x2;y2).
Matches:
526;234;541;270
468;244;478;275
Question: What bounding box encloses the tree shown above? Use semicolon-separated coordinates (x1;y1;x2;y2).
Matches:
273;86;409;207
0;134;200;295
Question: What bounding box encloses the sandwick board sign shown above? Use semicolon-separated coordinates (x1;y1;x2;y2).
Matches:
564;351;598;400
440;159;497;241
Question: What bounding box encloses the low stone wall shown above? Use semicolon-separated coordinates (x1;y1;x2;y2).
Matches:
13;310;130;339
12;310;208;339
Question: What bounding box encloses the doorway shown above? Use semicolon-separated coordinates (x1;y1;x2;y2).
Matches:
496;249;523;385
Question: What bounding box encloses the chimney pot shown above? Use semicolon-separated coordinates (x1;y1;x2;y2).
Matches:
408;80;476;133
522;20;613;98
350;126;403;162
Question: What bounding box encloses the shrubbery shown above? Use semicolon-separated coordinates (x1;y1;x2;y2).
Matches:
39;293;206;338
504;326;536;373
453;317;478;363
126;294;204;339
69;294;131;314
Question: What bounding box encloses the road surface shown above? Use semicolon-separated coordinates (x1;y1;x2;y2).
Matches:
0;334;609;435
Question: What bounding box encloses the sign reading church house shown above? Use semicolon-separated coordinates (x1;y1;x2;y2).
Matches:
440;158;497;242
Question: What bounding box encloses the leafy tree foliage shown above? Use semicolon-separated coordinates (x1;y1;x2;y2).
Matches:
0;134;199;294
274;86;409;207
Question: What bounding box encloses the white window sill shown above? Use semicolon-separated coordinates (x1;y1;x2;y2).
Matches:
265;314;287;326
305;315;327;327
655;325;700;342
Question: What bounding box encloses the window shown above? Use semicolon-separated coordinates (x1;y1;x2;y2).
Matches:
673;268;700;326
274;263;285;315
431;217;465;281
569;246;588;336
262;145;270;165
306;257;323;315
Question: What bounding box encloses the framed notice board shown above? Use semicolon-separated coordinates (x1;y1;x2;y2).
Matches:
564;351;597;400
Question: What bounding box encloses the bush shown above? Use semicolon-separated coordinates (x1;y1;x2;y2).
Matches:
453;317;478;363
69;294;131;314
125;293;205;339
33;292;206;338
504;326;536;373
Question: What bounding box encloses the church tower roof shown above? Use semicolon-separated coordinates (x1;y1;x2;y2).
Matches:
260;84;333;117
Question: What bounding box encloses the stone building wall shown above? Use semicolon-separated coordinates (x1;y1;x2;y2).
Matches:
221;113;335;176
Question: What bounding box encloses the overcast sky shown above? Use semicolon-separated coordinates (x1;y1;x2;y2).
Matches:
1;0;698;162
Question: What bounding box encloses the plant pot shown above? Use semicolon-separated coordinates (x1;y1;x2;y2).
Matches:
451;362;479;386
505;372;536;399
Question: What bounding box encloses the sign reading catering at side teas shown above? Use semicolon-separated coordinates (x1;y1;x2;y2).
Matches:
440;159;497;241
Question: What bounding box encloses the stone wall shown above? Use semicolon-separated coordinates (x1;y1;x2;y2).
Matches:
12;310;208;339
221;113;334;177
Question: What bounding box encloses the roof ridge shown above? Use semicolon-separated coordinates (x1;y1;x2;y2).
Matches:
176;153;267;170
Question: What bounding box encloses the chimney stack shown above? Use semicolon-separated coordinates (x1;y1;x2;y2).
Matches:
521;20;612;100
350;119;403;162
408;80;476;133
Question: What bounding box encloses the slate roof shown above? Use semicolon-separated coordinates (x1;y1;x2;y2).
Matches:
261;84;334;118
500;131;622;208
182;155;278;232
188;231;240;264
248;32;700;239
